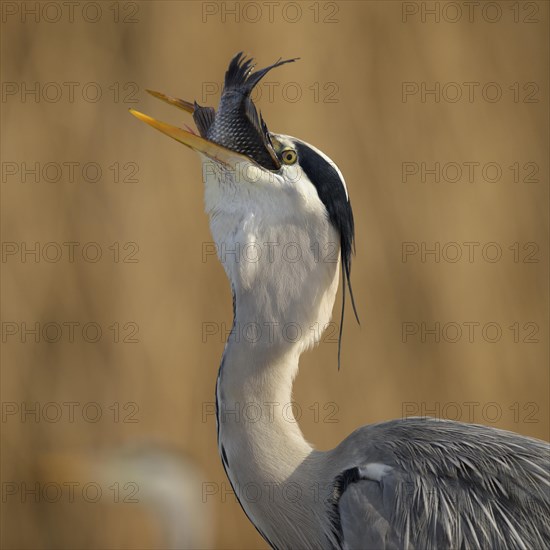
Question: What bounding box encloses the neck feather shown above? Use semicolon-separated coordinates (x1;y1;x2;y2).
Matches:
217;337;311;466
205;159;342;547
215;295;339;549
210;166;341;466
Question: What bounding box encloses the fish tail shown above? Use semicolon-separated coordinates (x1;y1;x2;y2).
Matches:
224;52;299;96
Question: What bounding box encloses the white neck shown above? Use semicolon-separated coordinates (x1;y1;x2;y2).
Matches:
203;156;342;548
216;312;337;549
217;337;311;480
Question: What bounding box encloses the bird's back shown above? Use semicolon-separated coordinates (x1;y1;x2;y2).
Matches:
328;417;549;549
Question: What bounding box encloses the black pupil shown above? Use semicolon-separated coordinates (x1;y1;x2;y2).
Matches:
285;152;293;161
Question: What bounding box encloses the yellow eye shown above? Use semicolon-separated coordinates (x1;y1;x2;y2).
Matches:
281;148;297;165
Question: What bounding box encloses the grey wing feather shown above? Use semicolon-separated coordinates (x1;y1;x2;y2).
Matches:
332;418;550;550
339;479;401;549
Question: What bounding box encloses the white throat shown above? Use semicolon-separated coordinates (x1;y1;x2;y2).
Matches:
202;154;342;548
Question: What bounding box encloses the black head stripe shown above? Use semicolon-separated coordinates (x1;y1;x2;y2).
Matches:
293;140;360;367
294;142;354;262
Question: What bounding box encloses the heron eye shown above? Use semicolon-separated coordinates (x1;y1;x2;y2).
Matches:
281;148;297;165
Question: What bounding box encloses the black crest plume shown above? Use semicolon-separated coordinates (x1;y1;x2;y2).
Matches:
293;141;360;369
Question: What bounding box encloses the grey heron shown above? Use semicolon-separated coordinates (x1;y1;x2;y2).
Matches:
131;53;550;549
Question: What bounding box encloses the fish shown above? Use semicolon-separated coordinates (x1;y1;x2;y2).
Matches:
146;53;298;170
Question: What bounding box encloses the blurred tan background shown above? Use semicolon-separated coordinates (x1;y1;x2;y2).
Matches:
1;1;548;548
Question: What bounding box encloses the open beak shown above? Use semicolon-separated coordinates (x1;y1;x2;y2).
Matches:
129;90;255;169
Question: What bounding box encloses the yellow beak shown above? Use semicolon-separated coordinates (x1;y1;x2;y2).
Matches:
129;90;254;169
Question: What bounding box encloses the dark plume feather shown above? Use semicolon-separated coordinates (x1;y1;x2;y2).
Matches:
293;140;359;369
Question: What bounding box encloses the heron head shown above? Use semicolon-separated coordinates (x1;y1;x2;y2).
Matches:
129;52;298;174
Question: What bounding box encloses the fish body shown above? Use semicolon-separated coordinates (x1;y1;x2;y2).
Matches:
193;52;297;169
